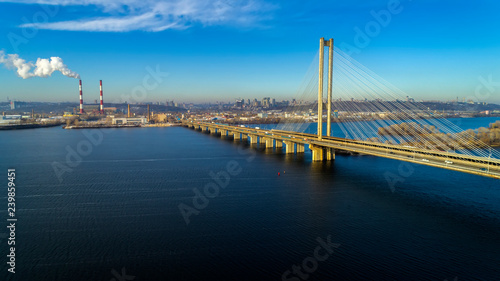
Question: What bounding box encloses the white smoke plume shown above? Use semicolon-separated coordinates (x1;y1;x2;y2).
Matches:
0;50;80;79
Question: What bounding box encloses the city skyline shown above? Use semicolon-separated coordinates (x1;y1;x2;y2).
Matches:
0;0;499;104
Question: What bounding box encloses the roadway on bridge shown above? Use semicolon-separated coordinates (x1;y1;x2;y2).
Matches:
184;121;500;180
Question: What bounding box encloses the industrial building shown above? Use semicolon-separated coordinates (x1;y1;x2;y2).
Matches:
0;115;21;125
111;117;147;125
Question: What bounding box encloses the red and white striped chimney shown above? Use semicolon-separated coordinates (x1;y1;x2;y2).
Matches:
99;80;103;114
79;79;83;114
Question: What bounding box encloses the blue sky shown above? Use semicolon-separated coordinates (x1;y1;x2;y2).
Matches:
0;0;499;104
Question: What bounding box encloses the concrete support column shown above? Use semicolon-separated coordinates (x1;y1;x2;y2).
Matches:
232;133;239;141
310;144;325;161
284;141;295;154
220;129;226;138
249;135;258;144
210;128;216;134
326;148;335;160
264;137;274;148
275;140;282;148
241;134;248;141
296;144;305;153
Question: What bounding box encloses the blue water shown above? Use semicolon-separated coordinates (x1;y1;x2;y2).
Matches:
0;117;499;280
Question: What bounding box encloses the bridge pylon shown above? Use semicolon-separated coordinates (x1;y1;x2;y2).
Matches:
318;37;334;140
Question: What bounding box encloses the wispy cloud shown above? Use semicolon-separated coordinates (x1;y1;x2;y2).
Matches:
1;0;277;32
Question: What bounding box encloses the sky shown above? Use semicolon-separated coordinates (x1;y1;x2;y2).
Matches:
0;0;499;104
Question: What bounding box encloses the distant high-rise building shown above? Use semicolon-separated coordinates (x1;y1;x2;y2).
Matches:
262;97;270;108
11;101;27;110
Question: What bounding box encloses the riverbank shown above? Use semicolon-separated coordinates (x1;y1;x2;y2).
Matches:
64;124;140;129
63;123;180;129
0;123;62;130
142;123;180;127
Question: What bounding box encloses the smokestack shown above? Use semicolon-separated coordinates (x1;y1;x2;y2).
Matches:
32;108;34;119
128;104;130;118
147;104;150;122
100;80;103;114
79;80;83;114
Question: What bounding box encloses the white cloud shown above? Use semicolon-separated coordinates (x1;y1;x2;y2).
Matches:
0;0;276;32
0;50;80;79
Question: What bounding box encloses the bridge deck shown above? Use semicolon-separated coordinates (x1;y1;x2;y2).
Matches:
183;121;500;180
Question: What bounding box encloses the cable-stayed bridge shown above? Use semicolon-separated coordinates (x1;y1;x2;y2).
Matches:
182;38;500;179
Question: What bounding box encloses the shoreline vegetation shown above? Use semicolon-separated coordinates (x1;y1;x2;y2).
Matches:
374;120;500;149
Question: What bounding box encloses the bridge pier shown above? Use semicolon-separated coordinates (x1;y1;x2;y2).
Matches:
249;135;258;144
326;148;335;160
296;143;305;153
310;144;324;161
231;132;238;141
241;133;248;142
310;144;335;161
264;137;274;148
220;129;227;138
284;141;295;154
275;140;282;148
